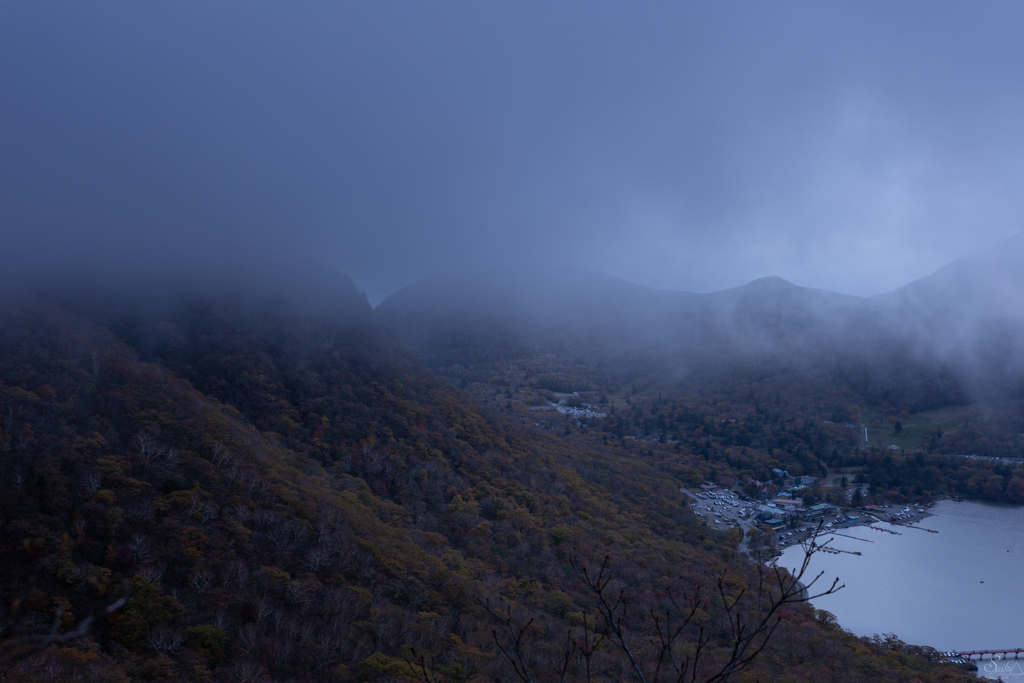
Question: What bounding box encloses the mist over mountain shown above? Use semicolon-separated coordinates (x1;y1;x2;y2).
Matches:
380;234;1024;410
870;232;1024;398
5;2;1024;680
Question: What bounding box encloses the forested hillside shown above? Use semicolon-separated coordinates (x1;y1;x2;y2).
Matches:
0;272;978;682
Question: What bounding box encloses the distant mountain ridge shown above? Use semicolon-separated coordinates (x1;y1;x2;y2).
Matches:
378;234;1024;407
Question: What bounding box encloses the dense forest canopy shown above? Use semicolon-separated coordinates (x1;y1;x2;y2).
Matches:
0;256;1009;682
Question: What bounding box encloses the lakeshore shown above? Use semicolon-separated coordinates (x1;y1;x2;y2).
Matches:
778;499;1024;679
682;484;940;556
683;482;1021;677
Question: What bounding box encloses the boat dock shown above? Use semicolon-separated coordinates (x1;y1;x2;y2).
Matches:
951;648;1024;660
819;546;862;556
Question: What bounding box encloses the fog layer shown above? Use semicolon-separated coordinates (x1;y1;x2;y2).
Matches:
379;233;1024;406
3;2;1024;302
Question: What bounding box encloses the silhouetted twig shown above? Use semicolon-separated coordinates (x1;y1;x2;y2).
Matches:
0;581;131;666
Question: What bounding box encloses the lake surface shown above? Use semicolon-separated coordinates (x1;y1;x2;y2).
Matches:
778;500;1024;679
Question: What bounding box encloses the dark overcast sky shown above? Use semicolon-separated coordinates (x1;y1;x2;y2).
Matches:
2;1;1024;302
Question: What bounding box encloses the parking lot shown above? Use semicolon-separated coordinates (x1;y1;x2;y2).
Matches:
685;488;752;531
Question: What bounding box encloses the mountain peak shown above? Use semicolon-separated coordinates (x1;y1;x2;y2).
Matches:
742;276;797;289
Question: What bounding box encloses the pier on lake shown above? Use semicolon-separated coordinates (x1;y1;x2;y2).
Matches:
954;648;1024;660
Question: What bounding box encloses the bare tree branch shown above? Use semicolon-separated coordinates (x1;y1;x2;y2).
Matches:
0;581;131;665
563;519;842;683
479;597;536;683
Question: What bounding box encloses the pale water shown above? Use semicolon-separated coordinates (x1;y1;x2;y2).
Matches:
778;500;1024;679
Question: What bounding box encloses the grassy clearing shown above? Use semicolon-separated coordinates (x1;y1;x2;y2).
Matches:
859;404;985;451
